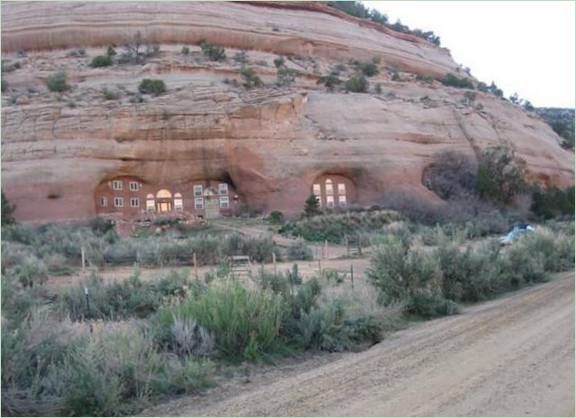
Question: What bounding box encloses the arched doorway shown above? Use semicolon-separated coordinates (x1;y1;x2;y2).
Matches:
156;189;172;213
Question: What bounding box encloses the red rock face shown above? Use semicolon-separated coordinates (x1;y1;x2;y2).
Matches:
1;2;573;223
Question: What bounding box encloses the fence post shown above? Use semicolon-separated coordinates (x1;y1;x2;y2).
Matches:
318;258;322;275
193;252;198;280
273;252;277;276
81;246;86;272
346;235;350;257
350;263;354;290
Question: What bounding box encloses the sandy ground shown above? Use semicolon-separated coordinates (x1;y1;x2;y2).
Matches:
142;272;575;417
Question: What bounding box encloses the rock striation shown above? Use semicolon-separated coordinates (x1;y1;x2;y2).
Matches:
1;1;573;222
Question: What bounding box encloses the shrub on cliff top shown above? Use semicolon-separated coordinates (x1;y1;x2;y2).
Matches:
345;74;368;93
200;41;226;62
441;73;474;89
45;71;69;93
138;79;166;96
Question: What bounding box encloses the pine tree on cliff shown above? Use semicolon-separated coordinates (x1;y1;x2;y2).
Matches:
2;191;16;225
304;194;321;217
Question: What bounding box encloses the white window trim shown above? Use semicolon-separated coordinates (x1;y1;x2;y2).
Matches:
219;196;230;208
338;183;346;194
130;197;140;207
112;180;123;191
100;197;108;207
146;199;155;211
338;195;347;206
174;198;184;211
218;183;229;195
193;185;203;196
194;197;204;209
114;197;124;208
326;195;335;208
128;181;140;191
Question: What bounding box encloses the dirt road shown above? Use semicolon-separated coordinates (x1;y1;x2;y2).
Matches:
145;272;574;417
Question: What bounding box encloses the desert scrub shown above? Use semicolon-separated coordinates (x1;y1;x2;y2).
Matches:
240;66;263;89
138;78;166;96
281;210;402;243
45;71;69;92
90;55;113;68
200;41;226;61
286;239;313;261
153;281;285;361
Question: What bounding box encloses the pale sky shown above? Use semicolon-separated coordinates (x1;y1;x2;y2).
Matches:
365;1;575;108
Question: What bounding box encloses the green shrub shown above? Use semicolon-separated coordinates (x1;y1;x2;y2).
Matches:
352;60;379;77
181;46;190;55
155;281;285;361
477;146;526;204
45;71;69;93
138;79;166;96
286;239;313;261
441;73;474;89
2;191;15;225
1;79;7;93
531;186;574;219
276;66;299;87
404;291;459;319
367;237;442;304
101;88;120;100
240;66;263;89
200;41;226;61
345;74;368;93
5;255;48;287
268;210;285;224
317;72;342;91
90;55;113;68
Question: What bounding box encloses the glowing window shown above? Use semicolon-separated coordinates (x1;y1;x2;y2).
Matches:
325;179;333;195
100;197;107;207
114;197;124;207
326;195;335;208
194;197;204;209
313;184;321;196
218;183;229;195
130;197;140;207
156;189;172;199
112;180;123;190
338;183;346;194
193;185;203;196
338;195;347;206
219;196;230;208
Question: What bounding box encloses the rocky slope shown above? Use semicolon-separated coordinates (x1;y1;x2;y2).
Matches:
1;1;573;222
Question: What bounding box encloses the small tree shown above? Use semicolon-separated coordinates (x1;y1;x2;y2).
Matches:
317;72;342;92
200;41;226;61
45;71;69;92
240;66;262;89
304;194;321;217
477;146;526;204
138;79;166;96
2;191;15;225
90;55;113;68
345;74;368;93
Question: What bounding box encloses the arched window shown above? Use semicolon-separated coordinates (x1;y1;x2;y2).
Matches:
174;193;183;211
146;194;155;211
325;179;334;195
156;189;172;199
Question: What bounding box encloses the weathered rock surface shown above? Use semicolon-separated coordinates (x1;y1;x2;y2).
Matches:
1;1;573;222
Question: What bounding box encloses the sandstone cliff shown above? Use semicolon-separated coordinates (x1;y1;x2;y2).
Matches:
1;1;573;222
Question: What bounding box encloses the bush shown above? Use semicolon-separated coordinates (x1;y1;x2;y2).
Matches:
286;239;313;261
317;72;342;91
138;79;166;96
240;66;262;89
352;60;379;77
404;291;459;319
101;88;120;100
1;79;7;93
303;194;321;217
90;55;113;68
477;146;526;204
367;237;442;304
200;41;226;61
45;71;69;93
268;210;285;224
531;186;574;219
2;191;16;225
422;151;478;200
107;46;117;57
345;74;368;93
181;46;190;55
154;281;285;361
276;66;299;87
441;73;474;89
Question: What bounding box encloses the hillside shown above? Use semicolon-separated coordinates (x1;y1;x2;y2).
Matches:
1;1;573;223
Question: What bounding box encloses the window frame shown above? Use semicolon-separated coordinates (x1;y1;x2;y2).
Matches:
112;180;123;191
114;197;124;208
193;185;203;197
194;197;204;209
130;197;140;207
218;183;229;195
128;181;140;192
100;197;108;207
219;196;230;208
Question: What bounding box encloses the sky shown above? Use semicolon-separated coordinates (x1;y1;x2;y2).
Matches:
365;1;575;108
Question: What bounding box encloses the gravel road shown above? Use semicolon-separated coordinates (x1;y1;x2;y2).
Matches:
145;272;574;417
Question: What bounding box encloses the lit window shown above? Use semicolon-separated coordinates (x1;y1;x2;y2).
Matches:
193;185;203;196
114;197;124;207
218;183;229;195
313;184;321;196
129;181;140;191
174;193;183;211
219;196;230;208
194;197;204;209
338;183;346;194
112;180;123;191
130;197;140;207
100;197;107;207
326;195;334;208
325;179;333;195
146;198;155;211
338;195;347;206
